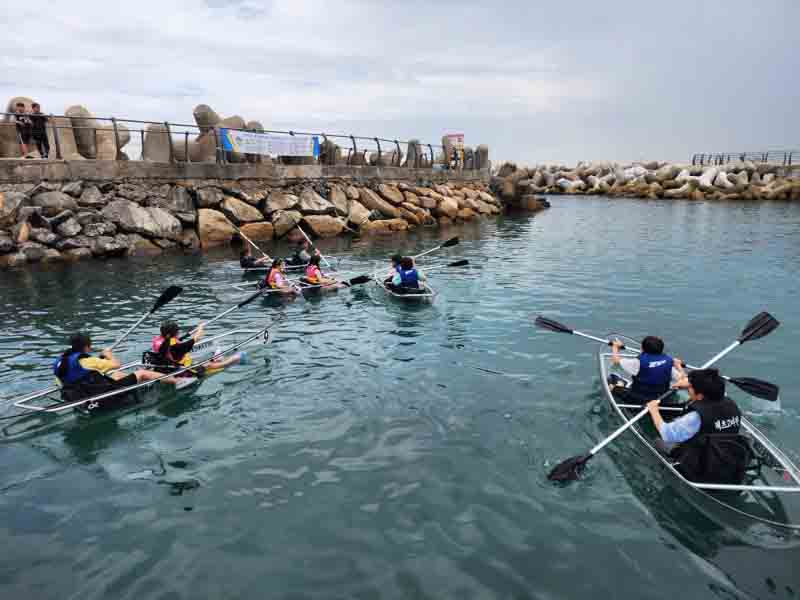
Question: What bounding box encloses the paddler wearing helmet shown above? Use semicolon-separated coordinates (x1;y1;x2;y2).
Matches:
149;321;246;376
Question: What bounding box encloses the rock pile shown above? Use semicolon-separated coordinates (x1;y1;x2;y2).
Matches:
0;178;505;269
494;161;800;202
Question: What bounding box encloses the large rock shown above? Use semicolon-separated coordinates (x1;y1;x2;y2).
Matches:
159;186;194;214
56;217;82;237
0;252;26;268
62;247;93;261
239;222;274;241
698;167;719;190
655;164;680;182
143;123;171;162
193;104;221;133
358;189;400;219
418;195;438;209
101;199;181;239
362;219;409;234
263;192;299;214
222;196;264;224
96;123;130;160
65;105;100;158
83;221;117;237
196;187;223;209
378;184;405;206
179;229;200;250
434;197;459;219
345;186;360;201
271;210;302;238
51;116;83;160
78;185;106;208
0;191;25;227
18;241;47;262
61;181;84;197
475;145;489;169
298;188;334;214
397;206;420;226
302;215;344;238
91;235;128;257
55;236;91;251
123;234;162;256
347;200;371;227
328;185;349;216
197;209;236;247
713;171;735;190
0;233;15;254
31;191;78;217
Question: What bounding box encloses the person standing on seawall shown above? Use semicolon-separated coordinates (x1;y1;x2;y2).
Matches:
30;103;49;159
14;102;33;157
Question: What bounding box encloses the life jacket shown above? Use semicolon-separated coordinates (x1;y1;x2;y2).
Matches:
398;268;419;289
150;335;191;367
673;397;749;484
305;264;321;284
630;353;673;398
52;351;91;385
266;268;281;289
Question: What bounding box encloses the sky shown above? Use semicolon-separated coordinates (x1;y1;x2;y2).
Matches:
0;0;797;165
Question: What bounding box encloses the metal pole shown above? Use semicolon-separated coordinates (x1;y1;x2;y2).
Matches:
164;122;175;163
140;129;146;160
185;132;190;163
349;135;357;165
50;114;62;160
111;117;122;160
375;137;381;165
428;144;434;168
394;140;401;166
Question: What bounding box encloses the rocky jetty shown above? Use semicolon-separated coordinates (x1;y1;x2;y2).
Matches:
494;161;800;202
0;178;511;269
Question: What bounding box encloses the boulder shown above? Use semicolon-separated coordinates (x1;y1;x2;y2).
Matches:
0;191;25;228
159;186;194;214
347;200;372;227
61;181;84;197
222;196;264;224
0;233;15;254
56;217;82;237
397;206;420;226
65;105;99;158
328;185;349;216
732;170;749;187
12;222;29;243
152;238;178;250
83;222;117;237
196;187;224;209
31;191;78;217
0;252;26;268
713;171;735;190
19;241;47;262
47;209;75;228
271;210;302;238
55;236;91;251
403;192;420;206
75;210;102;226
124;234;162;256
175;212;196;225
474;200;494;214
475;145;489;169
143;123;171;162
438;216;453;226
101;199;181;239
362;218;409;234
456;207;476;221
377;184;405;206
42;248;62;262
763;173;776;185
238;222;274;241
358;189;400;219
146;207;182;240
655;164;680;182
345;186;360;201
51;116;83;160
61;247;92;261
298;188;334;215
96;123;130;160
302;215;345;238
179;229;200;250
434;197;459;219
91;235;128;257
197;208;236;247
263;191;299;214
193;104;221;133
79;185;106;208
698;167;719;190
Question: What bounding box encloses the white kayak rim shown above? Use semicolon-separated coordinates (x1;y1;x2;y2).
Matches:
372;275;436;300
599;351;800;530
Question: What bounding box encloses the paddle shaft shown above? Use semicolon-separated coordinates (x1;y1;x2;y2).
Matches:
108;312;150;352
295;223;333;270
588;345;739;457
237;227;270;260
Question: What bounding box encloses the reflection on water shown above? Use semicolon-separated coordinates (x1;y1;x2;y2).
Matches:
1;198;800;598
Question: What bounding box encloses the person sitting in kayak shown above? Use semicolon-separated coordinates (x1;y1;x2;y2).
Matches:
301;254;339;288
287;239;318;266
53;332;182;408
147;321;246;376
387;256;426;294
239;245;270;269
609;336;683;404
383;253;402;284
259;258;296;294
647;368;749;484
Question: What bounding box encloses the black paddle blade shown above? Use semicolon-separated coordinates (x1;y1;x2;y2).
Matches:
739;312;779;343
347;275;371;286
151;286;183;312
446;259;469;267
441;236;459;249
534;316;573;335
548;453;592;482
728;377;780;401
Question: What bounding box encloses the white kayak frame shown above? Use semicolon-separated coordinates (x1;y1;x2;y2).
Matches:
372;275;436;300
10;327;272;415
599;351;800;506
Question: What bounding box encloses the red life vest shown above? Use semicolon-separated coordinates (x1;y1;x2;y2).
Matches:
305;264;321;283
266;268;281;289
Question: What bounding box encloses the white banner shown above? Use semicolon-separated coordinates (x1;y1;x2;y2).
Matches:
220;129;320;157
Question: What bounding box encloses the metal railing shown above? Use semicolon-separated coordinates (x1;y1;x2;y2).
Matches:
1;111;483;170
691;150;798;167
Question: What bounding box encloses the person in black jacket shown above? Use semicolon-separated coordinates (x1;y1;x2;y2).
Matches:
30;102;49;158
13;102;32;156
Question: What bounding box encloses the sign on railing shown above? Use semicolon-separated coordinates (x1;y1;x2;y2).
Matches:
220;128;320;158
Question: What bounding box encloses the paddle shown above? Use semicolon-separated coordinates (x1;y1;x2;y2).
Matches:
294;222;334;271
533;316;779;401
108;286;183;352
412;236;459;260
187;288;266;336
236;226;271;261
546;311;780;482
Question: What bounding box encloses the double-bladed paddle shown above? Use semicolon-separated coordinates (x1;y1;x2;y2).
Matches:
236;226;271;261
533;315;779;401
294;221;334;271
187;288;266;336
412;236;459;260
545;311;780;482
108;285;183;352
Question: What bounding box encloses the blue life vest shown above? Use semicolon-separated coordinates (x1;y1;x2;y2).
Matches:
53;352;91;385
399;268;419;288
631;352;673;397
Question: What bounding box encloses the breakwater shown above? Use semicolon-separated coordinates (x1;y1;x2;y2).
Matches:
494;160;800;203
0;161;548;269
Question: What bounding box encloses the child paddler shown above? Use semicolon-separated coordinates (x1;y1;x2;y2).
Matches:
302;255;340;288
53;332;182;410
239;245;270;269
608;336;684;405
259;258;297;295
148;321;246;376
383;253;402;284
387;256;426;294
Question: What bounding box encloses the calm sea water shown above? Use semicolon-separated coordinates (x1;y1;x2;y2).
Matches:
1;196;799;599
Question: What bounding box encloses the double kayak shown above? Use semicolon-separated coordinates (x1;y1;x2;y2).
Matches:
373;276;436;301
599;350;800;532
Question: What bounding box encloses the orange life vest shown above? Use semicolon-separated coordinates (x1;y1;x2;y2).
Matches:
304;264;321;284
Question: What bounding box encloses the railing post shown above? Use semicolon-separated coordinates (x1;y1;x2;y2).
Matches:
374;137;381;165
414;143;420;169
140;129;146;160
111;117;122;160
428;144;434;168
164;121;175;163
349;135;357;165
50;113;62;160
213;128;224;164
184;132;190;163
394;140;401;166
321;134;328;165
